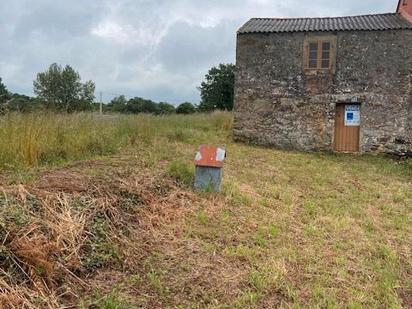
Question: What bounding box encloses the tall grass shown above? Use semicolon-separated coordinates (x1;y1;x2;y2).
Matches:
0;112;233;170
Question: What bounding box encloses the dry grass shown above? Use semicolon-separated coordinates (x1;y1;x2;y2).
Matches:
0;112;410;308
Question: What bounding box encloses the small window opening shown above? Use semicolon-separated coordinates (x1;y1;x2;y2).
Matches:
304;37;336;72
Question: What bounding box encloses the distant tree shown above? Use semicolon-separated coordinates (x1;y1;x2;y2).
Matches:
158;102;176;114
198;63;235;112
0;78;11;114
176;102;196;114
108;95;127;113
127;97;160;114
125;97;141;114
0;78;10;103
33;63;95;112
8;94;38;113
140;99;159;114
81;80;96;107
90;102;101;112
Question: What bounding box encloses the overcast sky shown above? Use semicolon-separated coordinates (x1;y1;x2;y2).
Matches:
0;0;398;104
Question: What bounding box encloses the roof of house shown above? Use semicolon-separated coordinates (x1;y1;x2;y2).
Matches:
238;13;412;34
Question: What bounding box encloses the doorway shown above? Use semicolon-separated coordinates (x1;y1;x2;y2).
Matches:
334;103;360;152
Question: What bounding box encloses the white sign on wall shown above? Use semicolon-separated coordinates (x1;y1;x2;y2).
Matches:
345;105;360;126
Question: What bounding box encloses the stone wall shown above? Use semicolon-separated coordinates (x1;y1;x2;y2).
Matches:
234;29;412;156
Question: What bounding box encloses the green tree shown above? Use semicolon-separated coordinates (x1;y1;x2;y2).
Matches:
108;95;127;113
33;63;95;112
127;97;159;114
158;102;176;114
8;94;38;113
176;102;196;114
81;80;96;106
0;78;11;114
0;78;10;103
198;63;235;111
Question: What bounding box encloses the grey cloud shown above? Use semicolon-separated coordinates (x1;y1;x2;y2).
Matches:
155;20;236;72
13;1;105;40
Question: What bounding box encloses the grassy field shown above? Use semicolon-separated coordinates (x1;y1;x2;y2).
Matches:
0;112;411;308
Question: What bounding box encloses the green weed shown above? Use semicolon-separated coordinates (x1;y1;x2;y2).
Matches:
167;160;194;187
82;217;121;270
92;292;131;309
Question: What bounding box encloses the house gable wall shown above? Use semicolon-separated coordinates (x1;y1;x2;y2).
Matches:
234;29;412;155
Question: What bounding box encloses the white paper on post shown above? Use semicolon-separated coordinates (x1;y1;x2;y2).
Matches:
345;105;360;126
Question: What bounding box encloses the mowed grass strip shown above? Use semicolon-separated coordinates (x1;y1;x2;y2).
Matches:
137;144;410;308
0;112;410;308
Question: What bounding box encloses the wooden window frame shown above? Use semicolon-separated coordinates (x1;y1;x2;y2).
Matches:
304;36;337;74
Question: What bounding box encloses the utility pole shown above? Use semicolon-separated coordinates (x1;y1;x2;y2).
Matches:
99;91;103;116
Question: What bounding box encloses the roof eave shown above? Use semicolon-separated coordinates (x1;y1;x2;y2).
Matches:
238;27;412;34
236;13;412;34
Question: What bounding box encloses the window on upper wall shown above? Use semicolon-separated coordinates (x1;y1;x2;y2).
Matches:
304;36;337;73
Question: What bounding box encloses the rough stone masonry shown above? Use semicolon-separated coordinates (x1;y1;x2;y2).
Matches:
234;14;412;156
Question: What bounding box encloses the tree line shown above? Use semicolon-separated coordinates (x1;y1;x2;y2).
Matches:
107;96;196;114
0;63;234;114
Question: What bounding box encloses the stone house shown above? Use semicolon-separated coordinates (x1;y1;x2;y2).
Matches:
234;0;412;156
